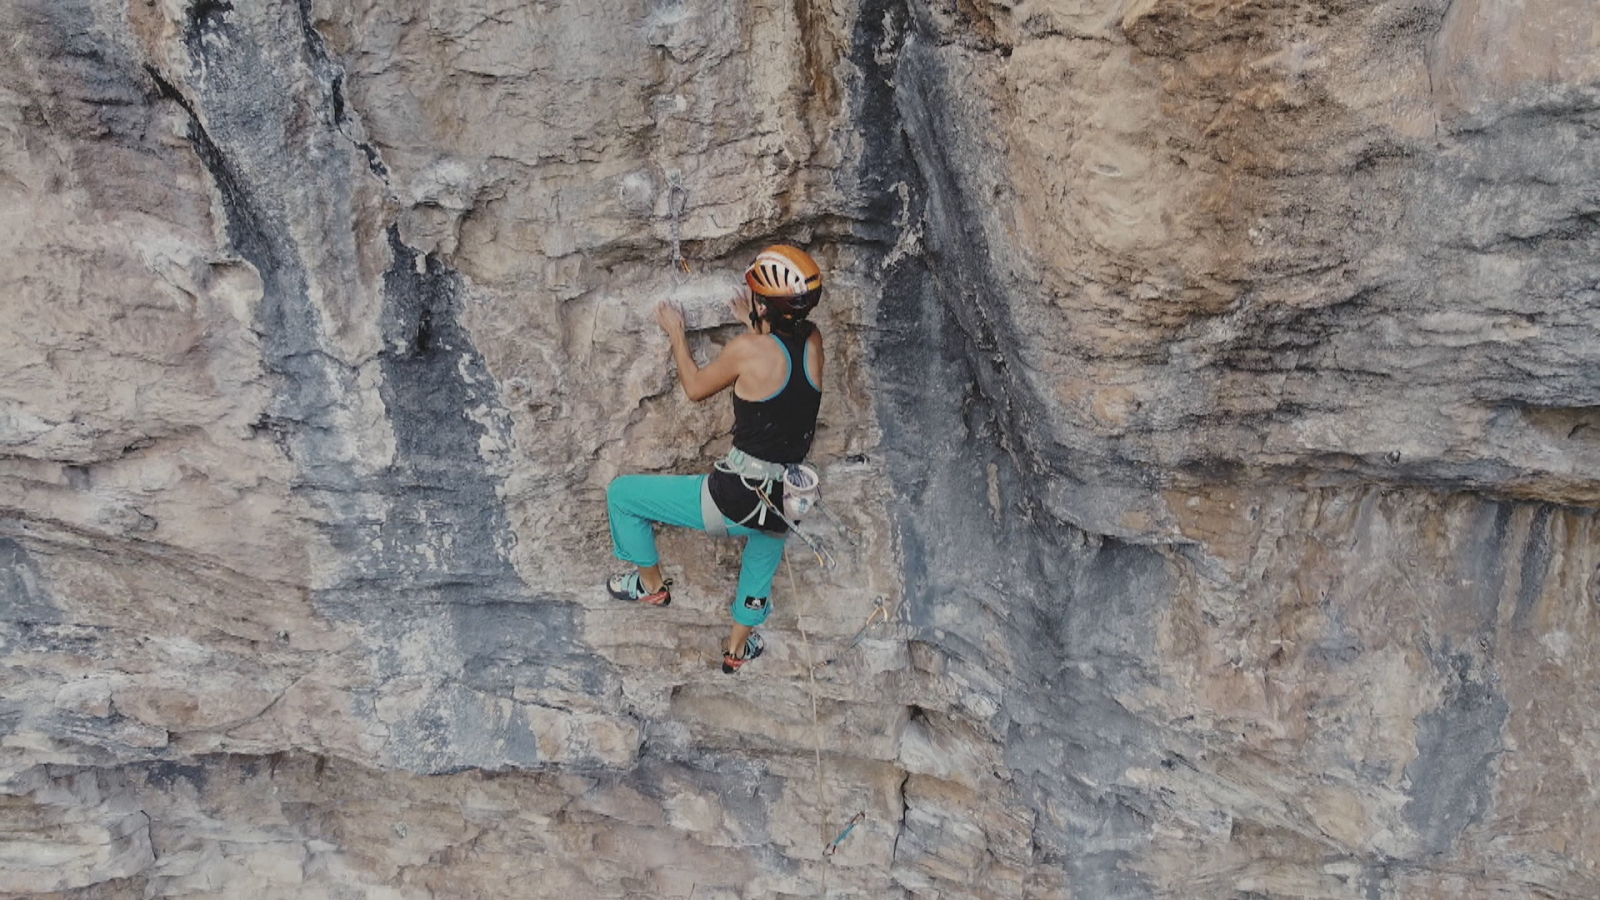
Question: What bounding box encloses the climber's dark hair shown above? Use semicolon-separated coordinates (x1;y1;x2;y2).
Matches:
763;287;820;337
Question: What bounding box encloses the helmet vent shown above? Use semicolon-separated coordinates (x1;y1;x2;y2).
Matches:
744;245;823;311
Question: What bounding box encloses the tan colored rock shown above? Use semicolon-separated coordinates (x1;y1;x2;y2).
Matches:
0;772;153;894
52;679;113;718
111;674;282;733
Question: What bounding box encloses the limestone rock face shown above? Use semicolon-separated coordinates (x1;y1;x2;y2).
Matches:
2;0;1598;898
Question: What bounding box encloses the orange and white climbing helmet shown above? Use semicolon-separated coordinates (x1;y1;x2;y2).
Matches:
744;244;822;316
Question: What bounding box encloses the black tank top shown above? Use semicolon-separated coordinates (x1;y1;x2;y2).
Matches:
709;327;822;533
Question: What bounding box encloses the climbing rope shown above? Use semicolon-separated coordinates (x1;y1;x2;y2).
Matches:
784;557;883;896
667;173;691;276
789;557;834;898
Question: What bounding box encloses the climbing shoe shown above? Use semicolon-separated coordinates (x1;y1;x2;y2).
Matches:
606;572;672;607
721;631;765;674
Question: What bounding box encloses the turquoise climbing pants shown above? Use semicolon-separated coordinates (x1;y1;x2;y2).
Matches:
606;473;784;627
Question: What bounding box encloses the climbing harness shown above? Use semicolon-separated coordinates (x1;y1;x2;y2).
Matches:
823;812;866;857
700;448;787;536
719;447;789;483
701;448;836;568
667;173;691;276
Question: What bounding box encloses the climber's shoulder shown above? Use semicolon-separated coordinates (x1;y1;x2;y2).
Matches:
724;331;771;359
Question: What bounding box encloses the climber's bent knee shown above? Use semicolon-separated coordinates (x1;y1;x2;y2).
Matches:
607;474;712;530
730;525;784;600
606;474;655;516
607;474;704;567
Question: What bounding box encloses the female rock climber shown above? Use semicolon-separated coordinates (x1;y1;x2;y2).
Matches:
605;245;825;674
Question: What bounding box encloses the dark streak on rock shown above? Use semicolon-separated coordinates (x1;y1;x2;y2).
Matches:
0;538;58;625
317;228;607;773
183;0;235;58
1402;644;1507;856
145;761;209;792
154;3;612;773
1513;504;1554;629
294;0;389;180
852;2;1168;894
146;66;285;297
1362;862;1390;900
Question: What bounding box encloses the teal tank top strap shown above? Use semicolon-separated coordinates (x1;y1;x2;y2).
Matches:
756;333;792;402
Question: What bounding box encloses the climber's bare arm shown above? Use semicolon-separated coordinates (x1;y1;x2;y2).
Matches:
656;299;750;402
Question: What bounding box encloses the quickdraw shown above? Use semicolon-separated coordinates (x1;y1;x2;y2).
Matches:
823;811;865;857
754;481;835;569
667;173;690;276
810;597;889;675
